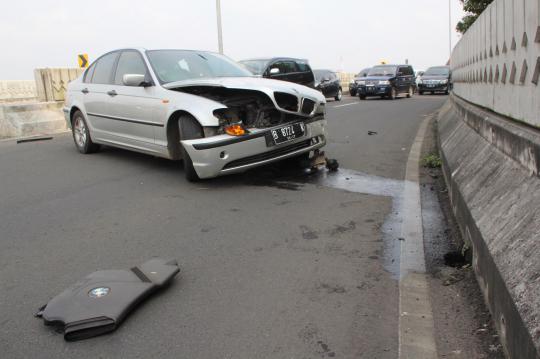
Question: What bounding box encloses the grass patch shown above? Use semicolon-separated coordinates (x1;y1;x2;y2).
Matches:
422;153;442;168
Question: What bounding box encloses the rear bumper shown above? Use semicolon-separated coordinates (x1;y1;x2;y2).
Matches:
181;119;327;179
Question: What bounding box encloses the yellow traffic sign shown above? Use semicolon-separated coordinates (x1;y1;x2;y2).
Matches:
78;54;89;68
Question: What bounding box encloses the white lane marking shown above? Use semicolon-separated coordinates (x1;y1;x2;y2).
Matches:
398;114;437;358
330;102;359;108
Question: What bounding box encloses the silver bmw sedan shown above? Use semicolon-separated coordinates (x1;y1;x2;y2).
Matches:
64;48;327;181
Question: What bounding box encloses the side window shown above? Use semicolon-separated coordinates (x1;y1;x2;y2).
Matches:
407;67;414;76
274;61;298;74
114;51;148;85
83;63;96;83
91;52;119;84
296;62;310;72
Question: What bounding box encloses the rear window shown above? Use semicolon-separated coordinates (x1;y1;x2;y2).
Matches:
91;52;119;84
296;61;311;72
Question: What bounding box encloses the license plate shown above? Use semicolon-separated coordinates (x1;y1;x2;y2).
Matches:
427;84;435;88
271;123;305;145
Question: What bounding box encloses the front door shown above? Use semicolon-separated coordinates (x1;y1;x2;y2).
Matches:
106;50;160;146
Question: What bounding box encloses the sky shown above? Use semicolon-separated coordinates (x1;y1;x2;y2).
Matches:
0;0;466;80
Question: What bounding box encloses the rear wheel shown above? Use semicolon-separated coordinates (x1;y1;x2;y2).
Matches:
431;91;435;95
179;115;203;182
335;88;342;101
406;86;414;98
71;111;100;154
350;89;357;97
419;90;424;95
359;94;366;100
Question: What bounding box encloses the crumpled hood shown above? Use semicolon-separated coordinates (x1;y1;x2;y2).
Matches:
163;76;326;103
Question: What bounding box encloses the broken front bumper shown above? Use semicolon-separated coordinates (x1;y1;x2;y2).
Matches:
181;119;327;179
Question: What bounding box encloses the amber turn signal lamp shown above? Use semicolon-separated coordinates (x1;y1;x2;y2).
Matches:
224;124;247;136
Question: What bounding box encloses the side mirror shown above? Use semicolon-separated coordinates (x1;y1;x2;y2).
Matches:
322;77;330;82
269;68;280;75
123;74;147;87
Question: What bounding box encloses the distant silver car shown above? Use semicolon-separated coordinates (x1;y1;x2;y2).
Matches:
64;48;327;181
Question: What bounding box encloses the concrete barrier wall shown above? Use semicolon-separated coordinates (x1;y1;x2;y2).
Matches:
451;0;540;128
0;102;67;139
34;68;83;102
438;95;540;359
0;81;37;103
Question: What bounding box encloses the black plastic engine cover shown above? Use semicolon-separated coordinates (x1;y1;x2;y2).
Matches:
35;258;180;341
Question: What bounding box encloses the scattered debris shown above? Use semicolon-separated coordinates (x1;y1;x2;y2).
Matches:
398;237;405;241
35;258;180;341
16;136;53;144
444;251;468;268
367;131;378;135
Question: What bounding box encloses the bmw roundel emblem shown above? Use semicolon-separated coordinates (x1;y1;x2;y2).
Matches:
88;287;110;298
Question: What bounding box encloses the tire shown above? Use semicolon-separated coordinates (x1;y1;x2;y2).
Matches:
419;91;424;95
334;88;342;101
359;95;366;100
179;115;203;182
388;87;397;100
444;89;449;95
406;86;413;98
431;91;435;95
350;89;356;97
71;110;100;154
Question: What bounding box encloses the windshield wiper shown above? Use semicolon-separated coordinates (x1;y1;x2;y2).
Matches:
197;54;208;61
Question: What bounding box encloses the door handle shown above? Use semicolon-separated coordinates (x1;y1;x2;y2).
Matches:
81;88;89;94
107;90;117;97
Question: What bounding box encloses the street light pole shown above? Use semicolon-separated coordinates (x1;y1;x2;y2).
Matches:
216;0;224;54
449;0;452;59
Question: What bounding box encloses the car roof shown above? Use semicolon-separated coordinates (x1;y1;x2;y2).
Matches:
240;57;309;63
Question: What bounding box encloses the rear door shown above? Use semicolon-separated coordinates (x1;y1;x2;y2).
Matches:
107;50;160;145
83;51;120;139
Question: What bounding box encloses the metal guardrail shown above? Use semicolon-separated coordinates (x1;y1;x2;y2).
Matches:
451;0;540;128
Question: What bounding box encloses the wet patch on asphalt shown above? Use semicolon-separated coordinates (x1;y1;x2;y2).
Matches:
242;164;410;278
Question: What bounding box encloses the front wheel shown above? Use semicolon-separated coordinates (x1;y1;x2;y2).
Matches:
359;94;366;100
335;88;342;101
350;89;357;97
388;87;397;100
419;90;424;95
406;86;414;98
71;111;100;154
179;115;203;182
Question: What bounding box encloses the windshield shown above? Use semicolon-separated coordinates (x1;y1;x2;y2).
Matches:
313;70;329;81
367;66;397;77
146;50;252;84
239;59;269;75
357;68;371;77
424;67;450;76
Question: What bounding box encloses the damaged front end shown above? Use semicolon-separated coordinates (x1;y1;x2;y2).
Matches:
167;82;327;178
172;86;325;134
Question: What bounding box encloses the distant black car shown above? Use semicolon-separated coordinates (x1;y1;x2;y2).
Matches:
313;70;342;101
356;64;416;100
349;67;371;96
418;66;452;95
239;57;315;88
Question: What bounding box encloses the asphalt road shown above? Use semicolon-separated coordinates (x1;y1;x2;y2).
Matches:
0;94;447;359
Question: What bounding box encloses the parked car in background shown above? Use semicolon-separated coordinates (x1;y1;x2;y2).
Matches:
356;64;416;100
313;69;342;101
64;48;327;181
417;66;452;95
349;67;371;96
239;57;315;88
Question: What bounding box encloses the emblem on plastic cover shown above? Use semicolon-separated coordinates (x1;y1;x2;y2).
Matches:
88;287;110;298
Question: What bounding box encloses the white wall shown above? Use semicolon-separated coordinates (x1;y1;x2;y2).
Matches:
451;0;540;128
